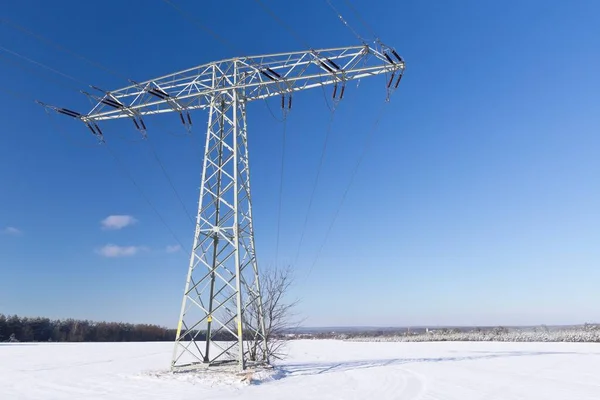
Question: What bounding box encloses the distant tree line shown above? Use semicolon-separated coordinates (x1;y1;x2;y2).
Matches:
0;314;177;342
344;324;600;343
0;314;285;343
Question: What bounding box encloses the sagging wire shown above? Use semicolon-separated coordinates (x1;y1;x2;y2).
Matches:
293;105;339;266
273;88;294;262
254;0;312;49
0;83;36;104
253;0;364;265
160;0;406;281
0;51;83;94
0;47;144;146
263;97;285;123
145;134;197;227
2;18;199;235
41;107;194;253
162;0;240;52
274;115;288;264
164;0;302;262
104;142;191;256
1;17;198;141
318;72;336;113
0;17;131;82
324;0;368;44
342;0;380;42
0;85;100;151
0;44;88;86
304;100;390;280
40;104;193;260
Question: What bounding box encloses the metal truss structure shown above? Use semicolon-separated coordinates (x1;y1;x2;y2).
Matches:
47;44;404;371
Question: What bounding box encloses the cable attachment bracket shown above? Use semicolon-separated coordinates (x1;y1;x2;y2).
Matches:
35;100;105;143
311;50;346;105
280;91;292;117
257;65;291;118
332;81;346;104
376;42;405;101
84;86;147;138
139;81;193;134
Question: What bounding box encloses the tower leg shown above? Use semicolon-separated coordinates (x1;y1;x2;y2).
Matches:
171;69;266;371
237;99;269;363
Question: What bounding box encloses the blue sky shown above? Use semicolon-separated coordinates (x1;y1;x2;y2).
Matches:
1;0;599;328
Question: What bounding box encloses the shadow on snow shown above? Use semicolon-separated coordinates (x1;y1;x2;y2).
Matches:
275;350;583;378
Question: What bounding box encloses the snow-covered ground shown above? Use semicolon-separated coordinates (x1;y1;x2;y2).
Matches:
2;340;600;399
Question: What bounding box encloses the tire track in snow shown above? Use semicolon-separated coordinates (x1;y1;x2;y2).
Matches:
395;368;427;400
279;360;427;399
338;364;427;400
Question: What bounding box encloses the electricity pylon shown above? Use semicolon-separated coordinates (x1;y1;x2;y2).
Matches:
45;44;405;371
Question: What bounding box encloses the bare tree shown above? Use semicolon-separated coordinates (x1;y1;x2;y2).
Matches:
245;266;300;364
217;266;300;365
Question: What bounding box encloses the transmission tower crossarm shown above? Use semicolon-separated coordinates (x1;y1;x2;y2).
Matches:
73;44;404;122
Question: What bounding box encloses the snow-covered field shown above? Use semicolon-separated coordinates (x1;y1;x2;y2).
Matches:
2;340;600;399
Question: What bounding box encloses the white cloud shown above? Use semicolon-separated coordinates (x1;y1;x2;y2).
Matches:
96;244;146;258
166;244;182;253
101;215;137;230
2;226;22;236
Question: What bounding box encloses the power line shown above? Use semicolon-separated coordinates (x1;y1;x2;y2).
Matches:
1;18;200;240
161;0;306;266
275;115;288;263
305;100;389;279
0;50;83;93
162;0;386;274
105;143;191;255
0;89;102;150
160;0;293;124
254;0;312;49
0;44;88;86
249;0;321;264
141;115;207;225
43;101;193;251
3;19;196;139
342;0;379;41
318;71;337;113
20;3;401;284
0;83;35;103
324;0;367;44
145;135;197;226
0;18;129;82
293;106;338;265
5;52;195;239
40;104;189;245
162;0;312;69
159;0;295;124
263;97;285;123
161;0;239;51
41;105;188;247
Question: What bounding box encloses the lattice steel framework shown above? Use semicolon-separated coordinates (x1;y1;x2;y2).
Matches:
45;44;405;371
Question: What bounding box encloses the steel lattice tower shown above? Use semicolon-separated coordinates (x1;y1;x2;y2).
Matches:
46;44;404;371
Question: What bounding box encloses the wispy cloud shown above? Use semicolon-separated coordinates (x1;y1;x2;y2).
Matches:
2;226;22;236
96;244;146;258
166;244;182;253
101;215;137;230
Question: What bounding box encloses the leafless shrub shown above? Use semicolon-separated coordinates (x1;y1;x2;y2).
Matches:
243;266;301;364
